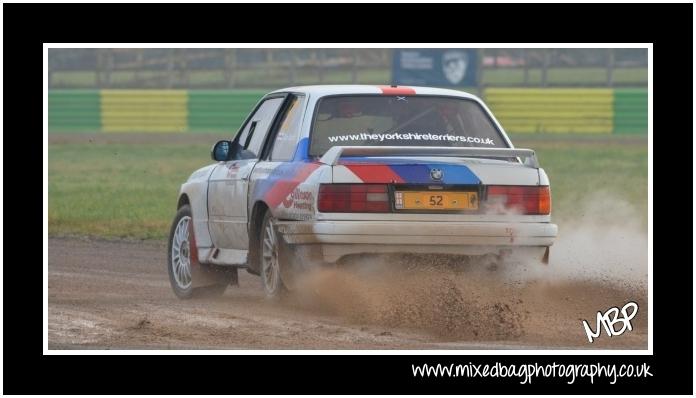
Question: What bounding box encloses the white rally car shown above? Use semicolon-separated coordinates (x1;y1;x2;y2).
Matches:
167;85;558;299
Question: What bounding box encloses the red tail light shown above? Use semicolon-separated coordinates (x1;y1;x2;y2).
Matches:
486;185;551;215
318;184;390;213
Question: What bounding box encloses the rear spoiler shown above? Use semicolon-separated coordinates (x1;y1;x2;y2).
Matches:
318;146;539;168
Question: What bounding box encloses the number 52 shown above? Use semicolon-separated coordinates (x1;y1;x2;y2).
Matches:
429;195;443;206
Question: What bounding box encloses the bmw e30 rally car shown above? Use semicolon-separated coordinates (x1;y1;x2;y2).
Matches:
167;85;558;299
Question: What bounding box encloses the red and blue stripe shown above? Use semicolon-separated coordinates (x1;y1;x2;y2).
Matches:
340;158;480;185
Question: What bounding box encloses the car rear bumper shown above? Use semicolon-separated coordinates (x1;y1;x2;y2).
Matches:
275;220;558;263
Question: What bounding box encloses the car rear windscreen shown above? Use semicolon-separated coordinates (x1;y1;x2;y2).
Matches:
309;95;508;156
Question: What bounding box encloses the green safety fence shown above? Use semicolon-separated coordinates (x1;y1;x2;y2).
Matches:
188;90;266;133
613;88;648;134
48;90;101;132
47;88;648;134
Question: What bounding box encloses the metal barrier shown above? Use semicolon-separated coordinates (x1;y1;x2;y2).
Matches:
48;89;648;134
188;90;266;132
100;90;188;133
48;90;101;132
484;88;614;134
613;88;648;134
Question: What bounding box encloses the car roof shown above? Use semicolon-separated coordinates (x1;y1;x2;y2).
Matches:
268;84;481;100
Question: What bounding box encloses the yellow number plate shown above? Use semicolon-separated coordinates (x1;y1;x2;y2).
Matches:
395;191;479;210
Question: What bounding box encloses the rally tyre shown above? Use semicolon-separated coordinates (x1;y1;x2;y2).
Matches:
259;211;288;299
167;205;229;299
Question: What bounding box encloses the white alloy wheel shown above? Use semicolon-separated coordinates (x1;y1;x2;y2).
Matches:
171;215;193;290
260;213;286;298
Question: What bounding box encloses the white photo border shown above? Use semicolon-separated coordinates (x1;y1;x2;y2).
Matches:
43;42;653;356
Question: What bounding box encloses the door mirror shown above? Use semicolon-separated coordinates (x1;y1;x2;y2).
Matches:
211;140;233;161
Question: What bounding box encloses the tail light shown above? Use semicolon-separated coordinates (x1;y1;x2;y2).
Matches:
318;184;390;213
486;185;551;215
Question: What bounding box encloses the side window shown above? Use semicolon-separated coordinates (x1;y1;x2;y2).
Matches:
270;95;306;161
236;97;284;158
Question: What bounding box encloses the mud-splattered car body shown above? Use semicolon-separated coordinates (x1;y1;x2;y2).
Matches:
175;85;557;289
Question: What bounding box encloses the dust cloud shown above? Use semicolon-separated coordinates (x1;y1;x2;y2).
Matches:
530;192;648;289
288;192;648;344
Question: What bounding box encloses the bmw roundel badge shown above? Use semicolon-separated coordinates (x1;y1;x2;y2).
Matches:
430;168;444;181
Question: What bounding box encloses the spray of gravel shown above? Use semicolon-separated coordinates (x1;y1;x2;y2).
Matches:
291;256;527;340
289;192;648;344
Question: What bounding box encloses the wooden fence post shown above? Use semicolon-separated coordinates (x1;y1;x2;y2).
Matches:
476;48;484;96
541;49;550;87
318;49;325;83
607;48;615;87
224;48;236;88
167;48;176;88
98;49;113;88
135;48;144;86
289;49;297;85
351;49;358;84
523;48;529;86
180;50;189;87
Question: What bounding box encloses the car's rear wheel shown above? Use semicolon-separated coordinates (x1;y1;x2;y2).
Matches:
259;211;287;299
168;205;232;299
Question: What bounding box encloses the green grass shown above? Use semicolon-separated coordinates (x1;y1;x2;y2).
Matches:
48;135;647;240
512;135;648;225
49;141;214;239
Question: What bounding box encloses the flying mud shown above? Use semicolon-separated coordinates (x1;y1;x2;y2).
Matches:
48;201;648;350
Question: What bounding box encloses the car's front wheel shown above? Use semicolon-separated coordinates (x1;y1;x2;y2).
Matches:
259;211;288;299
167;205;232;299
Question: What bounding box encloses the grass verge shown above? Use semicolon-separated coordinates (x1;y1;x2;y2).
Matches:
48;134;647;240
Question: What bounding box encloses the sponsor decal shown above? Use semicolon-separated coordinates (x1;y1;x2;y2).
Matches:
251;162;321;209
282;188;315;212
326;132;496;146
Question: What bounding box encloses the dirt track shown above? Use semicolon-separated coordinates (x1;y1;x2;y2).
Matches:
48;237;648;350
